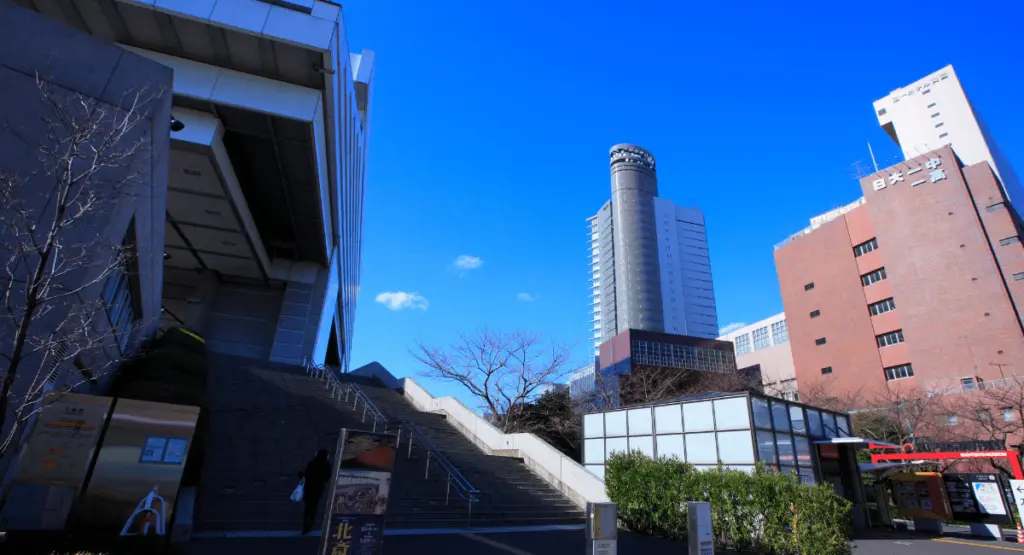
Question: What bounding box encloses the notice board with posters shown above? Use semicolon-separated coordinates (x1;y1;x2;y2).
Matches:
319;429;397;555
890;472;952;521
943;473;1013;525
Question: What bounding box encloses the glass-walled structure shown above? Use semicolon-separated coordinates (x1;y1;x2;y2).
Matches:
582;392;852;484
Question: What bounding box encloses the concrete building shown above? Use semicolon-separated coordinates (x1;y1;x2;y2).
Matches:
0;0;373;470
589;144;718;353
570;329;737;407
874;64;1024;204
774;145;1024;401
718;314;797;400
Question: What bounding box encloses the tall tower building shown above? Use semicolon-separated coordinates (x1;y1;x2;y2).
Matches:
873;64;1024;202
588;145;718;353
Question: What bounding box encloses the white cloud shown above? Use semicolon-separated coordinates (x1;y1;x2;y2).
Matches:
718;322;748;336
454;255;483;271
516;292;535;302
375;291;429;311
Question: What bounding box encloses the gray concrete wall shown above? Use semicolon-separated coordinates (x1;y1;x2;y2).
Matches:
0;3;171;474
204;284;284;360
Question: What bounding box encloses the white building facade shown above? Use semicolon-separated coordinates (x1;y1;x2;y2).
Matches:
874;64;1024;203
718;313;797;400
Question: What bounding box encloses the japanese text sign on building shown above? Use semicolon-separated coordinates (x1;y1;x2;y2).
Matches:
872;157;945;192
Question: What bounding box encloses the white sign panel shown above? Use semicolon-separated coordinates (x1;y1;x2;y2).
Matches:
972;482;1008;515
590;539;616;555
688;501;714;555
1010;480;1024;514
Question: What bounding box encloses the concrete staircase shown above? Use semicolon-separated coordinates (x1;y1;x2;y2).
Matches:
358;384;586;528
195;357;583;534
195;356;453;533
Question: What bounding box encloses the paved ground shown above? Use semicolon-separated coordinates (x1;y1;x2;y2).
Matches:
854;530;1024;554
182;529;741;555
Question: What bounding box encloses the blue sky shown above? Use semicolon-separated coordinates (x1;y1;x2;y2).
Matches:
342;0;1024;404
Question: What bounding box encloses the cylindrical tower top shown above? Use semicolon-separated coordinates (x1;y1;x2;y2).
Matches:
609;144;656;174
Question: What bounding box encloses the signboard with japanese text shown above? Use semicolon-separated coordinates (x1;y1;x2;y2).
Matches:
319;429;397;555
871;156;946;192
944;473;1013;525
890;473;952;521
688;501;714;555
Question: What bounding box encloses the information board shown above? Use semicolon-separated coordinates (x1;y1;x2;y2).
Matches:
943;473;1013;525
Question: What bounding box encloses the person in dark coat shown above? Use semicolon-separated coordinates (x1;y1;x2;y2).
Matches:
299;448;331;534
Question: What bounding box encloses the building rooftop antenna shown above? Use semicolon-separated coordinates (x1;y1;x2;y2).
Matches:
867;142;880;173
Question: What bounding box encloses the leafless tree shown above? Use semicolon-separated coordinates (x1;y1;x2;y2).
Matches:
948;373;1024;475
578;364;762;410
0;73;158;459
413;329;574;433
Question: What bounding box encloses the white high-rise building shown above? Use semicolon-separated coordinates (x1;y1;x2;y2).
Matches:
587;145;718;354
873;64;1024;202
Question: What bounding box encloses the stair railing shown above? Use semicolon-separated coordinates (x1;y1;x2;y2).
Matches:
302;359;479;516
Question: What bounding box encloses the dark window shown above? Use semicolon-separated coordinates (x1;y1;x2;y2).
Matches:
939;132;949;138
935;122;945;128
815;337;827;346
923;89;932;95
876;108;887;116
1014;272;1024;281
927;102;936;108
861;267;887;286
884;363;914;381
987;202;1005;212
103;224;139;354
804;282;815;291
821;367;833;375
809;310;820;318
931;112;940;118
876;329;905;347
1000;237;1020;246
869;298;896;316
854;238;878;257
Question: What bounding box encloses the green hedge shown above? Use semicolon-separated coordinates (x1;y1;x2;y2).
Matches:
605;450;852;555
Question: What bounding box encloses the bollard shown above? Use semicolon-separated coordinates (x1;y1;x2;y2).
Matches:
585;502;617;555
687;501;714;555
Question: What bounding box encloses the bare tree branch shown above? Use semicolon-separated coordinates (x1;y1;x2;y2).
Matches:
412;329;574;433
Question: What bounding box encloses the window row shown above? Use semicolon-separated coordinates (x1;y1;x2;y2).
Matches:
869;297;896;316
854;238;878;257
876;329;904;348
583;431;756;466
861;267;887;286
752;326;771;350
582;397;752;439
631;340;736;372
750;397;850;438
771;320;789;344
884;363;914;381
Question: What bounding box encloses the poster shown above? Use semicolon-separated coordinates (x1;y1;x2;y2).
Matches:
972;482;1007;515
889;473;951;520
319;430;397;555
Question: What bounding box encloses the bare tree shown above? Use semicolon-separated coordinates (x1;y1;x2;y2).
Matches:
413;329;574;433
949;373;1024;474
0;74;158;459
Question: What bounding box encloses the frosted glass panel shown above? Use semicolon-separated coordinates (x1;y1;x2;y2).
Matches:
628;408;653;435
586;464;606;481
584;439;604;464
605;411;627;436
685;432;718;464
606;437;628;459
629;435;655;458
727;465;756;474
717;431;755;464
656;434;684;461
583;413;604;438
714;397;750;430
654;404;683;434
684;401;715;432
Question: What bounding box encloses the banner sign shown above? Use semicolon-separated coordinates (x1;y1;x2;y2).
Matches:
943;473;1013;525
320;429;397;555
912;440;1005;453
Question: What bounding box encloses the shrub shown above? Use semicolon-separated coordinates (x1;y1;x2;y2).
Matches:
605;451;852;555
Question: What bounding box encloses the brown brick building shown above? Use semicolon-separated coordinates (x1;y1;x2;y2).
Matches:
775;146;1024;403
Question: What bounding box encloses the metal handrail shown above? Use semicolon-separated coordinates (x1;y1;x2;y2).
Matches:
302;359;479;512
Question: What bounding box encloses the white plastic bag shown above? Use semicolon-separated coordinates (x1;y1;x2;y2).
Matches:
290;478;305;503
